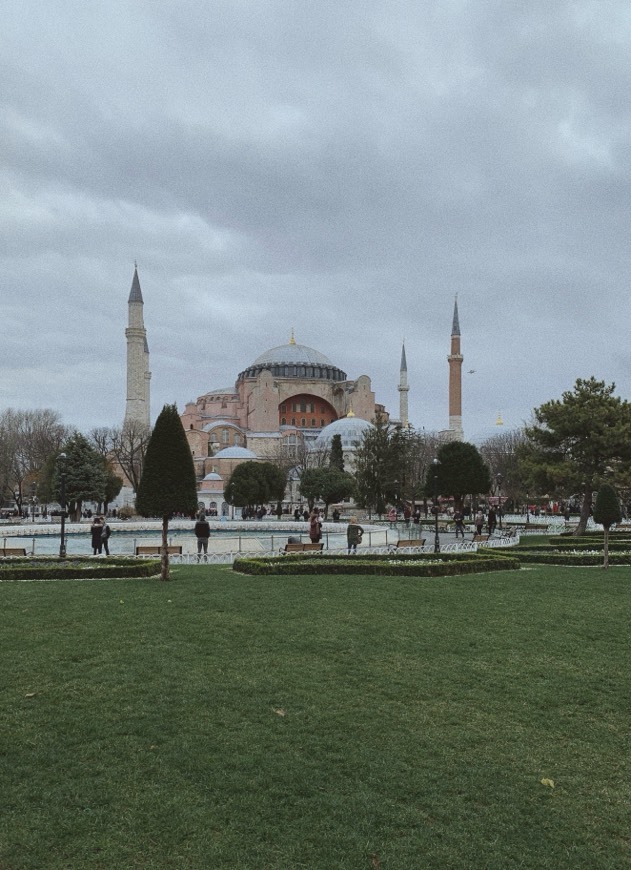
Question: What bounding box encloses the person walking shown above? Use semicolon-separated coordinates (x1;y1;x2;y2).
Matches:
194;512;211;560
100;517;112;555
90;516;104;555
487;507;497;536
453;509;465;539
309;509;322;544
346;516;364;554
474;509;485;536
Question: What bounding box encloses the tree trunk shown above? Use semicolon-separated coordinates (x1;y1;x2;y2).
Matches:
161;515;170;581
603;526;610;569
574;489;592;536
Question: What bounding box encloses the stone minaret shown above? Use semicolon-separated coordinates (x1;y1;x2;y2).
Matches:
448;296;464;440
398;341;409;428
124;265;151;428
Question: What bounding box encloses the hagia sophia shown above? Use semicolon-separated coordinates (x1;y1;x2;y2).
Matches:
122;267;464;513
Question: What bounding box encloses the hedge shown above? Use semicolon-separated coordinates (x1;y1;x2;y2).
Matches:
0;557;161;581
509;551;631;566
233;554;520;577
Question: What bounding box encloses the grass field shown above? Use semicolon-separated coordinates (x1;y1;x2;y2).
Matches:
1;565;630;868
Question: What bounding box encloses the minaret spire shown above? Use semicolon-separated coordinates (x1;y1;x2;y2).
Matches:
448;296;464;440
124;265;151;429
398;339;409;428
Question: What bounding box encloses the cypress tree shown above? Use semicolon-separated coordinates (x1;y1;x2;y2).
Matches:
136;404;198;580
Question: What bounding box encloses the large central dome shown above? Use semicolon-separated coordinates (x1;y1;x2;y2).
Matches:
238;336;347;382
253;342;333;367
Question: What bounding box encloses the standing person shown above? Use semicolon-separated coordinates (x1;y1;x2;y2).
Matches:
194;512;211;560
403;505;411;527
346;516;364;554
453;509;465;539
100;517;112;555
487;507;497;536
90;516;103;555
309;509;322;544
474;509;485;536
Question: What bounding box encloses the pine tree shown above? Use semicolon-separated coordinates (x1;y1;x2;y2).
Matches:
521;378;631;535
593;483;622;569
136;404;198;580
52;432;108;521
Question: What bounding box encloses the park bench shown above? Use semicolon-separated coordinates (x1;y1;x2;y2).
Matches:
0;547;27;557
392;538;426;550
282;542;324;554
472;535;490;543
135;545;183;556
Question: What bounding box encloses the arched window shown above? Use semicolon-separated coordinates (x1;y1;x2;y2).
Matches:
281;417;287;425
301;418;306;427
222;429;229;443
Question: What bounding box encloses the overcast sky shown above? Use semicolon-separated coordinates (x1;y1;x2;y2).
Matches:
2;0;630;442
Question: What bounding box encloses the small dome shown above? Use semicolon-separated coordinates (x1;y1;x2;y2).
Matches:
253;342;333;367
314;416;374;450
213;446;259;459
203;472;223;481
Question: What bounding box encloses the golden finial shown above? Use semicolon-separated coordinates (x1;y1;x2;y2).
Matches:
496;413;504;426
289;328;296;345
347;409;355;417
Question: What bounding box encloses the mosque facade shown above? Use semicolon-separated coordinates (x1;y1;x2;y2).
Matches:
123;268;464;511
180;332;386;479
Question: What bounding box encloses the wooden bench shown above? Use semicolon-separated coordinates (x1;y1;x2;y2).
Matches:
472;535;490;543
135;545;183;556
393;538;426;550
282;542;324;554
0;547;27;557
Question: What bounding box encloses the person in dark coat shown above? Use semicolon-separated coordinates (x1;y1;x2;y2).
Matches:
487;507;497;535
309;509;322;544
194;512;211;559
90;516;103;555
346;517;364;554
100;517;112;555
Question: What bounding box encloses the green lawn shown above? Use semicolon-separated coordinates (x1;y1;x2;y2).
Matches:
1;566;630;869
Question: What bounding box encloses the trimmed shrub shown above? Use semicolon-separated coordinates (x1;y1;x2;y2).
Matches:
0;557;160;581
233;553;519;577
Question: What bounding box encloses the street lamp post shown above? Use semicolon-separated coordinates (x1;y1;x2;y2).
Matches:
58;453;67;558
525;492;530;525
496;473;503;530
432;457;440;553
30;482;37;523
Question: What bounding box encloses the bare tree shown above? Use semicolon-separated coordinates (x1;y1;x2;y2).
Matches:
479;428;529;510
89;426;115;457
110;420;151;492
0;409;69;512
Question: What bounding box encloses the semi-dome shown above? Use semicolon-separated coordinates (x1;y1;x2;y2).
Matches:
212;446;259;460
314;414;374;450
202;472;223;481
